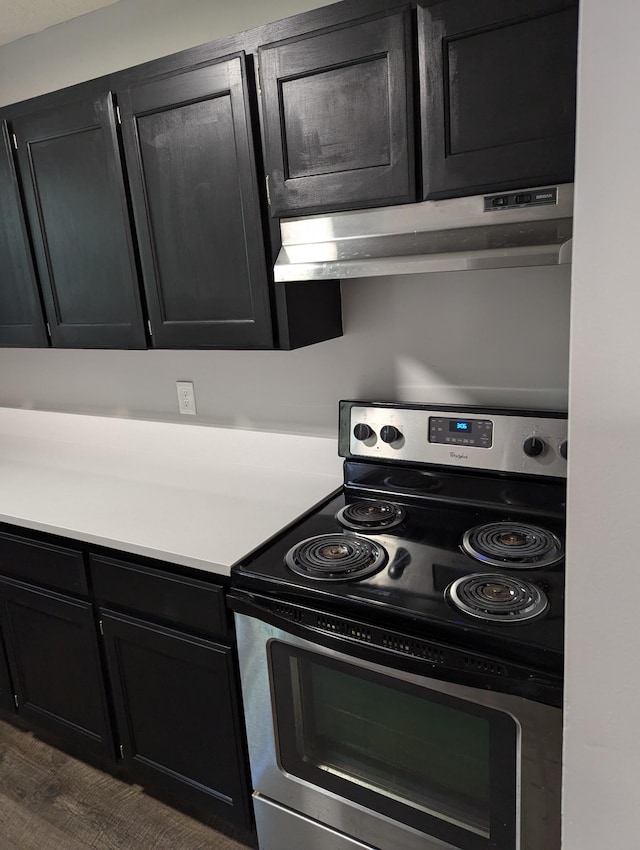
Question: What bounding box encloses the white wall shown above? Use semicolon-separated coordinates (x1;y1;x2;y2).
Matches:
562;1;640;847
0;0;329;105
0;268;571;436
0;0;572;438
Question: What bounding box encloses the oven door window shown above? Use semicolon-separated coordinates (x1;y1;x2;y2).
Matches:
270;643;517;850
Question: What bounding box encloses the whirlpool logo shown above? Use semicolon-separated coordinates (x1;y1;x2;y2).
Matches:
449;451;469;460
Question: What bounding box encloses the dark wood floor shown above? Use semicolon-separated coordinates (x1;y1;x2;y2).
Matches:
0;719;257;850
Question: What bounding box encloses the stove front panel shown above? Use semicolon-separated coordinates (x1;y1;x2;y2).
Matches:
236;612;562;850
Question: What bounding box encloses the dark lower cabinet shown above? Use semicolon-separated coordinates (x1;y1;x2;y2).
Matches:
0;121;48;348
119;55;273;349
10;91;147;349
0;628;14;713
259;7;415;217
0;527;252;835
0;577;113;758
99;610;251;829
419;0;578;199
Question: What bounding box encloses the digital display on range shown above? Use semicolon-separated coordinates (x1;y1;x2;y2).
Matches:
429;416;493;448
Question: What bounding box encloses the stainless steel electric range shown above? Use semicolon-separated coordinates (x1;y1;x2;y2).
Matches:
229;401;567;850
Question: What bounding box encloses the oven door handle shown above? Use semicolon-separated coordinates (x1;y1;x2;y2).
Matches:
227;588;563;708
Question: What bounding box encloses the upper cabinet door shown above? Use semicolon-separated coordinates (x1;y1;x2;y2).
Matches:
259;8;415;218
420;0;578;200
118;55;272;349
0;121;48;348
11;93;147;349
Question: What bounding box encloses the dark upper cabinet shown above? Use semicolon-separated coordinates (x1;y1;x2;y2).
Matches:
0;121;48;347
11;93;147;349
419;0;579;199
259;8;415;217
118;55;273;349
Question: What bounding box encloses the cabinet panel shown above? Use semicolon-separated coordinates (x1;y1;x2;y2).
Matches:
260;8;415;216
0;121;48;347
282;59;391;180
101;611;251;828
90;554;227;638
0;579;112;757
420;0;578;199
119;55;272;349
0;528;87;596
0;627;15;713
12;92;147;348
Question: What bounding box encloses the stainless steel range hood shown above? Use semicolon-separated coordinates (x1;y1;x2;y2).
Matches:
273;184;573;281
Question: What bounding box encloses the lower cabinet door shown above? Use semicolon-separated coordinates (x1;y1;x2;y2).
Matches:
100;610;251;829
0;578;113;756
0;627;15;713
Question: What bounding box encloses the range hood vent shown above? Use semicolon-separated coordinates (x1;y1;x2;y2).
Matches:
273;184;573;282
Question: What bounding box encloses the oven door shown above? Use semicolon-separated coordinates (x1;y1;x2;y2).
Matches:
234;610;561;850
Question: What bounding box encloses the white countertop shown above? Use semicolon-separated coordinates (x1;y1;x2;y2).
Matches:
0;408;344;577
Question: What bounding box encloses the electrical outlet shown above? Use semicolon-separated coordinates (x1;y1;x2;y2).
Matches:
176;381;196;415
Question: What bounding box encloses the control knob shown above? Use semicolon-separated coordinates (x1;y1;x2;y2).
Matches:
559;440;568;460
523;437;546;458
380;425;402;444
353;423;374;441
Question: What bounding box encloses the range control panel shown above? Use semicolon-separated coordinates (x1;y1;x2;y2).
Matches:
339;401;568;478
429;416;493;448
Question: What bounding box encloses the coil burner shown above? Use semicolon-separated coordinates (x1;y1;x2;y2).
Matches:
461;522;563;569
285;534;388;582
447;573;549;624
336;500;406;533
